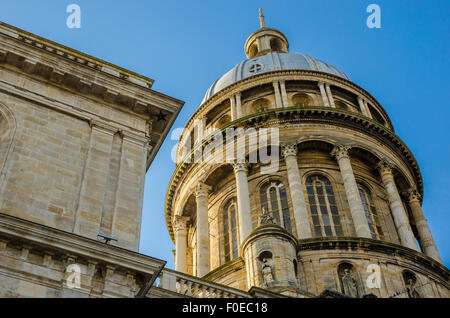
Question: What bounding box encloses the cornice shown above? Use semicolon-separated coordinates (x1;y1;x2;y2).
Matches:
0;21;154;89
297;237;449;283
0;212;165;275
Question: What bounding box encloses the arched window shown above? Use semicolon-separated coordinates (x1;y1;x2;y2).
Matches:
358;184;383;240
260;181;292;233
223;198;238;262
305;175;342;237
270;37;283;52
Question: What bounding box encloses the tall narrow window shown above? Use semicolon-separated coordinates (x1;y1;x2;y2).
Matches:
358;184;383;239
223;199;238;263
305;175;342;237
260;181;292;232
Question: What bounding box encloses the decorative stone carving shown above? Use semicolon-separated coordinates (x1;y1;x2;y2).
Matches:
173;215;189;232
281;143;297;158
261;258;275;287
259;207;276;226
404;188;422;203
377;160;394;177
341;268;359;298
232;162;249;173
195;182;211;198
405;278;420;298
330;144;351;160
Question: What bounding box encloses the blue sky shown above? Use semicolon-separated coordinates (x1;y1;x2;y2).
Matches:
1;1;449;268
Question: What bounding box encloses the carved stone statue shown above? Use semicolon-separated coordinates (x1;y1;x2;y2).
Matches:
341;268;359;298
261;258;274;287
259;207;276;226
405;278;420;298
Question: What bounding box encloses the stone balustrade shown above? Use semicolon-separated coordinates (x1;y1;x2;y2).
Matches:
158;268;249;298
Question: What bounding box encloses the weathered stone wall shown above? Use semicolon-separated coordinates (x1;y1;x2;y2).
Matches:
0;67;148;251
296;243;449;298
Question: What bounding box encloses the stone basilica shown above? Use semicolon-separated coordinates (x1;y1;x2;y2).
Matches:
0;11;448;298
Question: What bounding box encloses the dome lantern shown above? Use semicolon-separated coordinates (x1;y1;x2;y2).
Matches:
244;9;290;59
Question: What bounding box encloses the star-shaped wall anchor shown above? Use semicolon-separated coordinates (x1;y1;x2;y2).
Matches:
156;111;167;122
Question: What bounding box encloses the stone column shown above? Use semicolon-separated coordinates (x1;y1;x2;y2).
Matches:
279;80;289;107
273;81;283;108
318;82;330;107
230;95;236;121
173;215;189;273
282;144;312;239
235;92;243;119
364;100;373;119
331;144;372;238
377;161;419;251
357;97;369;117
195;182;211;277
233;163;253;243
405;189;442;262
325;83;336;108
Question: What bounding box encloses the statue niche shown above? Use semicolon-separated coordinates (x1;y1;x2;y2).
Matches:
338;263;359;298
258;251;275;288
403;271;420;298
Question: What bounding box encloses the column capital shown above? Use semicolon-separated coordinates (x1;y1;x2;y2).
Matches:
330;144;351;160
233;162;249;173
403;188;422;203
195;182;211;198
377;160;394;177
173;215;189;232
281;143;298;158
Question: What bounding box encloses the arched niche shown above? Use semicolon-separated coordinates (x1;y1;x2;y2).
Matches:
337;262;360;298
335;100;350;111
402;270;421;298
251;98;270;113
291;93;312;107
203;164;235;191
215;114;231;129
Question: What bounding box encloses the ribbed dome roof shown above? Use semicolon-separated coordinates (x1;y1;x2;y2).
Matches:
202;52;348;103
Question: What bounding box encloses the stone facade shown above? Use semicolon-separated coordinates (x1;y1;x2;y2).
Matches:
0;21;189;298
0;11;448;298
166;12;449;298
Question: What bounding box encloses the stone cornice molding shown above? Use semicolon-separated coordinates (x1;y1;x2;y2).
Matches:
0;35;183;114
0;212;166;275
0;22;154;89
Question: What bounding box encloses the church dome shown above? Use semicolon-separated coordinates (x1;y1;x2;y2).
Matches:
202;52;349;104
